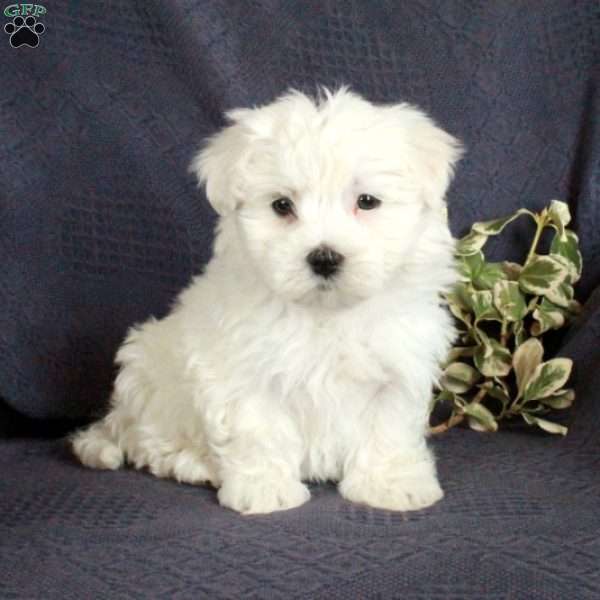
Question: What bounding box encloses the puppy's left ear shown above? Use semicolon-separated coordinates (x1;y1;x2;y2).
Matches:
189;110;253;216
404;109;464;210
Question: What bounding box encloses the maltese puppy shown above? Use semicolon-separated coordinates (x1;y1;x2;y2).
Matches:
72;87;462;514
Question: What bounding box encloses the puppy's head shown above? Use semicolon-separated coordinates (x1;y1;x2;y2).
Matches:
191;88;462;308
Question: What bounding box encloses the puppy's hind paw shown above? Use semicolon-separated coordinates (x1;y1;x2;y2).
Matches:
218;475;310;515
71;424;124;471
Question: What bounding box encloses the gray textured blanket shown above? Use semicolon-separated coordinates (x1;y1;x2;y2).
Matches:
1;2;599;597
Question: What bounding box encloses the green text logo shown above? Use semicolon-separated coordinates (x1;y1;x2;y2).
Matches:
4;4;46;18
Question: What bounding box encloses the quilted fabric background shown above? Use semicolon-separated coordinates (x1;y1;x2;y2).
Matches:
1;1;600;598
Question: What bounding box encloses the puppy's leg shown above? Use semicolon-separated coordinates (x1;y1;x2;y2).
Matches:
71;417;124;471
146;445;220;487
339;383;442;512
209;400;309;515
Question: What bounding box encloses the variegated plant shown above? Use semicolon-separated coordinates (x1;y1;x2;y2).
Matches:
431;200;582;436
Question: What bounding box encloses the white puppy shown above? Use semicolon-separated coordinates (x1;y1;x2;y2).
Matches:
72;87;462;514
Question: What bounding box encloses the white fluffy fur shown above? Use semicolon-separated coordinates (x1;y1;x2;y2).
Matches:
72;87;463;515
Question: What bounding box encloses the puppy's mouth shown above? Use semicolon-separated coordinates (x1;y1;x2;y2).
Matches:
293;277;339;306
298;274;365;309
316;279;335;291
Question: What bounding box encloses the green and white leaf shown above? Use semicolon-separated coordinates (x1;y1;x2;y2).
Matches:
474;262;505;290
531;298;567;336
550;254;578;284
545;281;574;308
471;209;534;235
523;358;573;402
446;296;472;327
512;338;544;399
473;327;493;356
550;230;582;282
519;255;571;306
519;255;568;293
442;346;475;368
457;252;484;282
451;282;472;309
493;280;528;322
522;412;568;436
455;231;488;256
468;289;501;321
474;339;512;377
440;362;481;394
463;402;498;432
540;389;575;410
547;200;571;240
457;252;505;290
501;261;522;281
445;282;471;320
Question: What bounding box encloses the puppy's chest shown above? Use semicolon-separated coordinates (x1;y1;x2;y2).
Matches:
285;331;387;480
282;325;388;396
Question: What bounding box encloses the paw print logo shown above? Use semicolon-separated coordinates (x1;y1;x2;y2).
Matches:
4;15;45;48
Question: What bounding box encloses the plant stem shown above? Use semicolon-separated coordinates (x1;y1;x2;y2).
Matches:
500;320;509;347
430;388;488;435
430;412;464;435
525;212;547;265
472;387;488;405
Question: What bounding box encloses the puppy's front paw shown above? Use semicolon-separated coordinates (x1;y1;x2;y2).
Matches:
339;463;443;512
218;475;310;515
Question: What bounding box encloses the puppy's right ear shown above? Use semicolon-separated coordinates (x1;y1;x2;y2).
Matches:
189;110;252;216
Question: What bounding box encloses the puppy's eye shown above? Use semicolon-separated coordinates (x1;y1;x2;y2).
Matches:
357;194;382;210
272;197;295;217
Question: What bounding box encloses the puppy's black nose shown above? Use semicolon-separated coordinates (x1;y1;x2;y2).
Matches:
306;245;344;279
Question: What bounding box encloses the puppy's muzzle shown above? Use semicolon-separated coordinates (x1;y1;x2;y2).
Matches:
306;245;345;279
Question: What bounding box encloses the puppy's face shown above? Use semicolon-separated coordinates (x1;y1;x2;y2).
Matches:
192;89;462;308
